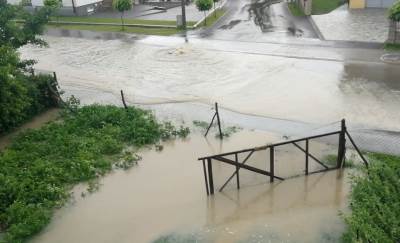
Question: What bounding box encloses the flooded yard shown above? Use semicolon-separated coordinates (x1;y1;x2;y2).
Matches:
29;130;351;243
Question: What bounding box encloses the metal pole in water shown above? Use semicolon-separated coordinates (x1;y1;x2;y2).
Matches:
207;158;214;194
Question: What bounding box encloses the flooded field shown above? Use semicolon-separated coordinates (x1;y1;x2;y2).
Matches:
30;130;352;243
20;34;400;131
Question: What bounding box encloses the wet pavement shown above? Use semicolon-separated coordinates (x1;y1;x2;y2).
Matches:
91;3;204;22
311;5;389;43
193;0;318;41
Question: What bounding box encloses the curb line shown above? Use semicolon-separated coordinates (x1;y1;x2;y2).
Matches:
307;16;325;40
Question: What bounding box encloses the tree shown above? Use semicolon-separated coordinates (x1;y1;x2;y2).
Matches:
0;1;59;134
44;0;62;25
112;0;132;31
195;0;213;26
389;0;400;22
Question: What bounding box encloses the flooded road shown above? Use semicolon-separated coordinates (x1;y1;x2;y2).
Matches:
20;33;400;131
197;0;318;41
30;130;351;243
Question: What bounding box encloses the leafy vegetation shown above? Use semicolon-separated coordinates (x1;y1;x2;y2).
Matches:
312;0;344;15
0;100;189;242
322;154;355;168
389;0;400;21
288;2;306;17
0;1;59;135
342;153;400;242
195;0;213;26
112;0;133;30
384;43;400;51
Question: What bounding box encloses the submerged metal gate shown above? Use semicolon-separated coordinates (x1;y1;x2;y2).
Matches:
198;119;368;195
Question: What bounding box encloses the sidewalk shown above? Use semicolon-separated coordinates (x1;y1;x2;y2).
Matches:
91;4;204;22
311;5;389;43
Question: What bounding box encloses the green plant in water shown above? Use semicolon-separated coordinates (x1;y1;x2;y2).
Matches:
0;102;189;242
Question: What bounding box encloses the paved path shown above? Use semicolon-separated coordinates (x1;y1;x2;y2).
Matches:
311;5;389;43
91;4;204;22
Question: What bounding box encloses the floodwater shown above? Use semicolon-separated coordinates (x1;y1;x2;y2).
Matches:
0;108;60;151
30;130;351;243
20;34;400;131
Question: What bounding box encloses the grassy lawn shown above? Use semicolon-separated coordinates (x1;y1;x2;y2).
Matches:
288;2;306;17
384;43;400;51
197;9;225;27
0;102;189;242
53;16;197;27
312;0;344;15
342;152;400;242
47;23;182;36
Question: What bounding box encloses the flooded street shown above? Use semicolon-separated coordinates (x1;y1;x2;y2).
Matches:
30;130;351;243
20;33;400;131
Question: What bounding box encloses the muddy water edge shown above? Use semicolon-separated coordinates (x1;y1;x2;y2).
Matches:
0;108;61;151
29;129;353;243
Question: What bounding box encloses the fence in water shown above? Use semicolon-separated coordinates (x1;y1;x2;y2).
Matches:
198;119;368;195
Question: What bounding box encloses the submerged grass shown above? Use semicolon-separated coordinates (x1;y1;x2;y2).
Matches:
47;24;182;36
342;152;400;242
384;43;400;51
0;98;189;243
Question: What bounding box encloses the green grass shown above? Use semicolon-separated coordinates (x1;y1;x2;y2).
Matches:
0;99;189;242
52;16;197;27
342;152;400;242
288;2;306;17
312;0;344;15
197;9;225;27
384;43;400;51
47;23;182;36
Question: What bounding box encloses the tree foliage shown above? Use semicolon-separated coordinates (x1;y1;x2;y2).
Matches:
0;1;58;134
389;0;400;21
112;0;132;30
195;0;212;25
342;153;400;242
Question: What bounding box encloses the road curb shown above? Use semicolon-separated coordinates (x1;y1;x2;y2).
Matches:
307;16;325;41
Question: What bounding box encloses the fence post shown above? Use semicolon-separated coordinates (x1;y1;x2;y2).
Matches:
120;90;128;109
270;146;274;182
215;103;223;139
305;139;309;175
207;158;214;194
337;119;346;168
235;153;240;189
202;159;209;195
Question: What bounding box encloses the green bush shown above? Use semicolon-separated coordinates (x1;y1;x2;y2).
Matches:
389;0;400;21
0;104;189;242
342;153;400;242
0;73;60;135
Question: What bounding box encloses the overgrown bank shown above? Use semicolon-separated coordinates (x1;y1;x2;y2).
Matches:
343;153;400;242
0;100;189;243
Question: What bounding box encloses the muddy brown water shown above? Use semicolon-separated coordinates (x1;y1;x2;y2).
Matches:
0;108;60;151
29;130;352;243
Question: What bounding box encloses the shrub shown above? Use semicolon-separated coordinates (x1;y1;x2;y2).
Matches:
342;153;400;242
